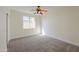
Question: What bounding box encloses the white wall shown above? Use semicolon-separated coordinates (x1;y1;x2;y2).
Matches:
42;6;79;46
9;10;41;40
0;7;9;51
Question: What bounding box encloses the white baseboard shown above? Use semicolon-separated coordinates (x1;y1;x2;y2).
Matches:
46;34;79;47
10;33;40;40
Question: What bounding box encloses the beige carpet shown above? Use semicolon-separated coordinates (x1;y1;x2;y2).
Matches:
7;35;79;52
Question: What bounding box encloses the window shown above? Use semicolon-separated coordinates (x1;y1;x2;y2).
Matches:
23;16;35;29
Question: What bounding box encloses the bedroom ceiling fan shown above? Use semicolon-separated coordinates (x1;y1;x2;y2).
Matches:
31;6;47;15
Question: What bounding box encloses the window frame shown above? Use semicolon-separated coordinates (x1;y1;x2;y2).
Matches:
23;16;35;29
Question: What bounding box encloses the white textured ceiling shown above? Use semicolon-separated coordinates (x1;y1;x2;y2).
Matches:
4;6;50;14
7;6;36;14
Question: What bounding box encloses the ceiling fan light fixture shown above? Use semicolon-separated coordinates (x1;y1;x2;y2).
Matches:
33;6;47;15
